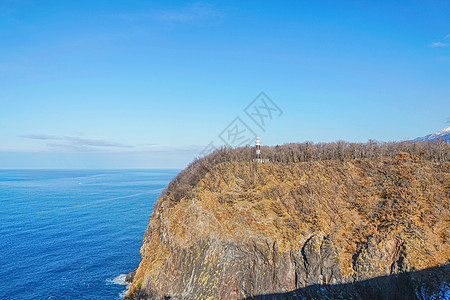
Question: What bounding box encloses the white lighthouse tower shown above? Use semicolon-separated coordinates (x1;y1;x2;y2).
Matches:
253;136;269;162
255;136;261;159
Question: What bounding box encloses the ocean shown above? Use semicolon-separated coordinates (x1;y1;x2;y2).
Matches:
0;169;179;300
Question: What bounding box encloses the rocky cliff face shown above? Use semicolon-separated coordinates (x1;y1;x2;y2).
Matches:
125;150;449;299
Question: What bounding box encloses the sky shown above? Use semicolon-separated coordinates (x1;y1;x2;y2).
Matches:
0;0;449;169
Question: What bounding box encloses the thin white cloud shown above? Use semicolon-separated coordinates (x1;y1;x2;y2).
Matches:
21;134;133;150
429;42;448;47
445;34;450;39
64;136;132;148
18;134;206;155
21;134;62;140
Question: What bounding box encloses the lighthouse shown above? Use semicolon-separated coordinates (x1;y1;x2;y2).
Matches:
253;136;269;162
255;136;261;159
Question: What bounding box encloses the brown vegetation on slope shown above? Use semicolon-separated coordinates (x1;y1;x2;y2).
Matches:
126;141;449;299
161;141;449;206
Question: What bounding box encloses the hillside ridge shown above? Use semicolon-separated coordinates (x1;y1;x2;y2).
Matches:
125;141;449;299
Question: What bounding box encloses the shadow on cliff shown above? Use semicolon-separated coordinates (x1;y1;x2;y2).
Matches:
244;264;449;300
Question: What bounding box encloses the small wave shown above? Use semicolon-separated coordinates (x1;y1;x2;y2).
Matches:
106;274;131;299
106;274;128;285
119;289;129;298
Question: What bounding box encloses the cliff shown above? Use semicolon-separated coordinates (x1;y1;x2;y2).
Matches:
125;142;449;299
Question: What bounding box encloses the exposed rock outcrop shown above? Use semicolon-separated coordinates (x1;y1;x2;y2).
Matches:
126;148;449;299
126;269;137;283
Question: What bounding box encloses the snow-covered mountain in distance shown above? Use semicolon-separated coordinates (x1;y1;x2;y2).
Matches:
412;126;450;142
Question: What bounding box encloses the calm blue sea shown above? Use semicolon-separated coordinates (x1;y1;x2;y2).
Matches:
0;169;178;300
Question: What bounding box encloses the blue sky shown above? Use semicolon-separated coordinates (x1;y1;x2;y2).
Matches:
0;0;449;169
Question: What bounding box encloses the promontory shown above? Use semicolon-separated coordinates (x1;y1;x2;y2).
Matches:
125;141;449;299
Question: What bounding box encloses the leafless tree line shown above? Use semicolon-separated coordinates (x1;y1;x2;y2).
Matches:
160;140;449;204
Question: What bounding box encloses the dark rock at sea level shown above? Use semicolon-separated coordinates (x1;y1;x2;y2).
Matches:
126;268;137;283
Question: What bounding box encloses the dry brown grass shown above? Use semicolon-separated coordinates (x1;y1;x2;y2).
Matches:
126;145;450;299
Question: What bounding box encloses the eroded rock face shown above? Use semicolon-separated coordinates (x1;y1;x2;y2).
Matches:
126;156;449;299
132;236;345;299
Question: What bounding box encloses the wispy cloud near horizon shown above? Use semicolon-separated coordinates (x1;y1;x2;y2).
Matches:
64;136;132;148
21;134;63;140
18;134;207;154
20;134;133;151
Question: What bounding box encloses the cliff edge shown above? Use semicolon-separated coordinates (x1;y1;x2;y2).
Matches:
125;142;449;299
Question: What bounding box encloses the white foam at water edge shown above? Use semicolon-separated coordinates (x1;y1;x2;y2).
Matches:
106;274;128;285
119;289;129;298
106;274;132;299
119;283;132;299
